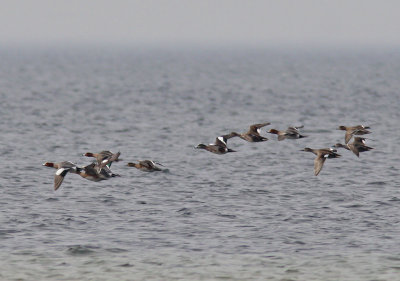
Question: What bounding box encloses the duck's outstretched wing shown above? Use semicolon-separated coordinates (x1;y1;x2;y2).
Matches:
223;132;239;139
138;160;153;169
346;128;370;143
314;156;326;176
345;131;353;144
348;144;360;157
54;168;71;190
149;160;164;170
286;126;300;133
99;152;121;170
59;161;77;169
248;122;270;135
215;136;228;148
277;135;286;141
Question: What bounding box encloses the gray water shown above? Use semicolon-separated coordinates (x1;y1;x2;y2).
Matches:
0;46;399;281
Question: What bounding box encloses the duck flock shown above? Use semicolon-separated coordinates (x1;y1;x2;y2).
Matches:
43;123;373;190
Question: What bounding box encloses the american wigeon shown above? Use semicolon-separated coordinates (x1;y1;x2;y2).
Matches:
334;137;374;157
195;134;236;155
127;160;163;172
75;163;120;182
43;160;120;190
268;126;306;141
228;122;270;142
337;125;371;144
301;147;341;176
43;161;79;190
83;150;121;168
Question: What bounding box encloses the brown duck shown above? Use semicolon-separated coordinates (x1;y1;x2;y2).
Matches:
268;126;306;141
195;134;237;154
301;147;341;176
334;137;374;157
43;161;79;190
337;125;371;144
228;122;270;142
127;160;163;172
83;150;121;168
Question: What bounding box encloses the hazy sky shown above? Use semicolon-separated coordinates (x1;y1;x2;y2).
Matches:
0;0;399;48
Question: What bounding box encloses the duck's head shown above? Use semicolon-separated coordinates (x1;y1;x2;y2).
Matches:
83;152;94;157
127;162;140;169
268;129;279;134
43;162;55;167
300;147;313;152
195;144;207;150
337;126;346;130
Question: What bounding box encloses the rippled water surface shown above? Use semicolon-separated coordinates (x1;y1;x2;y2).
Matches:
0;47;399;280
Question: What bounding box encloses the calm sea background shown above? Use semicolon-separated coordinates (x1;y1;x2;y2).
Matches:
0;46;399;280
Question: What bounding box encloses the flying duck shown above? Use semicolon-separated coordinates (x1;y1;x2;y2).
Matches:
228;122;270;142
334;137;374;157
195;134;237;155
337;125;371;144
301;147;341;176
268;125;306;141
127;160;163;172
75;162;120;181
43;161;79;190
83;150;121;168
